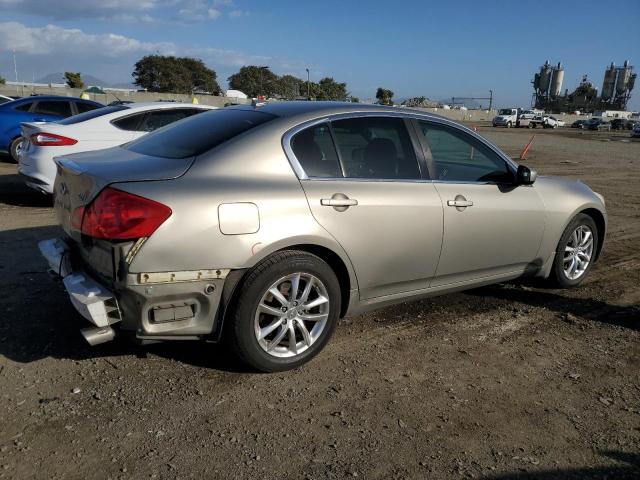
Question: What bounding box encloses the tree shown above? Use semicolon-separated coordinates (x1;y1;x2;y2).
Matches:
376;87;394;105
348;96;360;103
275;74;302;100
0;75;5;85
228;66;279;98
64;72;84;89
132;55;221;94
315;77;348;101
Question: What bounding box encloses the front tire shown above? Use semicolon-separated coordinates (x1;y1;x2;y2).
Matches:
226;251;341;372
550;214;598;288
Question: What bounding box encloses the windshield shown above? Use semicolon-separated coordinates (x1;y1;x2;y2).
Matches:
57;105;129;125
126;108;277;159
498;109;514;115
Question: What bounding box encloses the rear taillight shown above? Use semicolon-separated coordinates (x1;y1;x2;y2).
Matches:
31;132;78;146
75;187;171;240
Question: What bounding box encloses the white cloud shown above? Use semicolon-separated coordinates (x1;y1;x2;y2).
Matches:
0;0;247;23
207;8;221;19
229;9;249;18
0;22;306;86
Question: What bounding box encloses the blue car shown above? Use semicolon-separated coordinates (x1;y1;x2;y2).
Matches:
0;95;103;161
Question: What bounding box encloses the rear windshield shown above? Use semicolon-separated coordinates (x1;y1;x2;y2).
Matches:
57;105;129;125
125;109;277;159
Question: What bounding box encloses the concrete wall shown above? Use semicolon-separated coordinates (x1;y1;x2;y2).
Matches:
0;84;250;107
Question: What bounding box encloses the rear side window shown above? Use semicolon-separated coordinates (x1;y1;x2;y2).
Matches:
58;105;128;125
126;109;277;159
34;101;73;117
14;102;33;112
76;102;100;113
291;123;342;178
112;113;146;131
331;117;420;179
138;109;198;132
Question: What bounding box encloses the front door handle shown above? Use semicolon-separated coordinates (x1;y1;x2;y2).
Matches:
321;193;358;212
447;200;473;207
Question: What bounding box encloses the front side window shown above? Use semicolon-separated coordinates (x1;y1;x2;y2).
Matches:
417;121;513;183
331;117;420;179
290;123;342;178
33;101;72;117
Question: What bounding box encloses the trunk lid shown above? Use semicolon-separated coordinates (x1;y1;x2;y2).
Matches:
53;146;194;241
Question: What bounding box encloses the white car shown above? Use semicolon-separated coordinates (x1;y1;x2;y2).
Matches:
18;102;216;194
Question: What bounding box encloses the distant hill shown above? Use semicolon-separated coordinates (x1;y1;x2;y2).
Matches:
35;72;130;88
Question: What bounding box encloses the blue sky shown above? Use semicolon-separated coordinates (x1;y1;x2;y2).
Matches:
1;0;639;109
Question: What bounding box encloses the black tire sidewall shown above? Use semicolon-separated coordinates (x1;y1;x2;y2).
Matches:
552;214;598;288
229;252;341;372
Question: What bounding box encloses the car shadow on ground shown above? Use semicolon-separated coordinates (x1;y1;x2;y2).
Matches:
469;281;639;332
0;172;52;208
482;451;640;479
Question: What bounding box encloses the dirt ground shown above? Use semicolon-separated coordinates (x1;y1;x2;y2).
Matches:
0;126;638;480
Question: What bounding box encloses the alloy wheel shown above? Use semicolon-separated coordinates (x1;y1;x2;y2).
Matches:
563;225;594;280
254;273;330;358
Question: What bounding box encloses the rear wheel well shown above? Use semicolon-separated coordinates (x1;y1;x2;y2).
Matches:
580;208;605;260
214;244;352;341
279;244;351;318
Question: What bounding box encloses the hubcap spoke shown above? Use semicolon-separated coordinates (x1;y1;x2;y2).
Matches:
288;323;297;354
266;325;287;351
259;303;285;317
304;295;329;310
289;274;301;303
299;312;328;322
259;318;283;340
268;287;289;307
299;278;314;305
295;319;312;346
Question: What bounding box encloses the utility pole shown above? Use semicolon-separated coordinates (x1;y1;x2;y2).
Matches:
489;90;493;110
306;68;310;100
13;49;19;95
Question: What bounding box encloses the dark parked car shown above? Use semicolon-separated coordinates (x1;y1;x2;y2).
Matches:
0;95;103;161
571;119;588;129
610;118;637;131
585;118;611;131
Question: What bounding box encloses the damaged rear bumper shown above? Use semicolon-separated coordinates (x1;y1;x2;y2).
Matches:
39;237;228;346
39;238;122;344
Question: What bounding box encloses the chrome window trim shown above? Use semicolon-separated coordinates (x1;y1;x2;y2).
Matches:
282;111;518;183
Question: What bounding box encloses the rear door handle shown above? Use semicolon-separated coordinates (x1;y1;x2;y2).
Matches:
321;198;358;207
447;199;474;207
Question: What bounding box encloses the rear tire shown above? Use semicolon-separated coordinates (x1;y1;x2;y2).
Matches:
226;250;341;372
549;213;598;288
9;137;23;163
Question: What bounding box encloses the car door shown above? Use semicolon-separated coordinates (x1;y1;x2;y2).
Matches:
413;120;546;287
289;116;443;300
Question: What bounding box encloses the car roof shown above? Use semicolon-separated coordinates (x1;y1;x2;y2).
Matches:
228;101;443;123
120;102;216;112
12;95;99;103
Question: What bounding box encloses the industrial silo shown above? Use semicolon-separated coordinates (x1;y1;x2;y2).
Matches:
616;60;631;96
601;62;617;101
538;61;552;94
549;62;564;98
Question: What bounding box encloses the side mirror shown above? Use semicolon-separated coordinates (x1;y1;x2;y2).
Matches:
516;165;537;185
